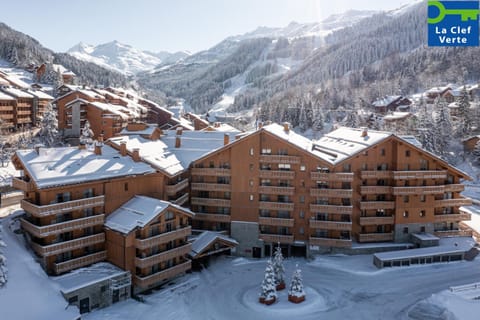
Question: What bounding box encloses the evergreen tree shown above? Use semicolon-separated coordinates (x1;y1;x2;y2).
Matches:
259;259;277;304
457;86;472;137
288;264;306;300
433;97;452;156
272;244;285;289
472;140;480;161
416;103;436;153
38;103;59;147
343;109;359;128
80;120;94;146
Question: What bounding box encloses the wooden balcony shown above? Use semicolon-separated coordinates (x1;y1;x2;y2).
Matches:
259;186;295;195
360;171;393;179
21;195;105;217
309;237;352;247
310;188;352;198
359;216;395;226
165;179;189;196
11;177;35;192
392;186;445;195
309;204;353;215
309;220;352;231
173;193;189;206
191;183;231;192
258;217;294;227
393;170;447;180
359;201;395;210
434;213;471;223
310;172;354;182
259;201;294;211
0;106;14;111
21;214;105;238
193;213;231;223
259;155;300;164
54;251;107;274
434;198;472;208
135;244;192;269
30;233;105;257
444;184;465;192
259;170;295;179
434;230;473;237
134;260;192;288
259;234;294;244
191;168;231;177
190;197;231;207
135;226;191;250
17;110;32;115
360;186;392;195
358;232;394;242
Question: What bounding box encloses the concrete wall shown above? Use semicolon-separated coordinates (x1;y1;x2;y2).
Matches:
231;221;263;258
394;223;435;242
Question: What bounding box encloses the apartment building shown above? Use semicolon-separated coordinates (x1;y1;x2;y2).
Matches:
0;91;15;129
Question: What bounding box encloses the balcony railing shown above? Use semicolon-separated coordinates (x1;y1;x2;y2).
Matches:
259;233;294;244
434;213;471;223
359;216;395;226
54;251;107;274
12;177;35;192
309;237;352;247
190;197;231;207
434;198;472;208
135;226;191;250
392;170;447;180
358;232;394;242
30;233;105;257
360;171;393;179
359;201;395;210
258;217;294;227
309;220;352;231
310;172;354;182
444;184;465;192
258;186;295;196
259;170;295;179
392;186;445;195
165;179;189;196
309;204;353;215
193;213;231;223
310;188;353;198
259;155;300;164
173;193;189;206
360;186;392;195
135;244;192;269
191;168;231;176
21;214;105;238
259;201;294;211
434;230;473;237
191;183;231;192
134;260;192;288
21;195;105;217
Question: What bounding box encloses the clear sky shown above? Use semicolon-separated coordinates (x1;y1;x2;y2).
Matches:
1;0;419;53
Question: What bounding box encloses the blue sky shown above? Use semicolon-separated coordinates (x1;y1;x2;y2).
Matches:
1;0;418;53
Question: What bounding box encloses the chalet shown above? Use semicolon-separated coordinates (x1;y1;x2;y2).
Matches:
0;87;35;127
462;135;480;152
372;96;412;113
425;86;452;103
0;91;16;129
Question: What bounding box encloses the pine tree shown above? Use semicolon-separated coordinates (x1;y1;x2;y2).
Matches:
272;244;285;290
416;103;436;153
343;109;359;128
80;120;94;146
457;86;472;137
259;259;277;304
472;140;480;161
288;264;306;303
433;97;452;156
38;103;59;147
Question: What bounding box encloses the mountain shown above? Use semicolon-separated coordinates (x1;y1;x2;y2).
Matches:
67;41;189;75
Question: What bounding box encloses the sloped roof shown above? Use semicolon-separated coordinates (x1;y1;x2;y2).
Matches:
189;231;238;258
372;95;401;107
27;89;53;100
1;87;34;99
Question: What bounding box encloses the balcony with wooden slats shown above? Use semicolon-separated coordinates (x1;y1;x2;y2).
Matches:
258;185;295;196
173;193;189;206
360;171;393;179
358;232;394;242
309;204;353;215
434;198;472;208
134;260;192;288
191;183;231;192
11;177;35;192
309;220;352;231
135;226;191;250
444;184;465;192
392;186;445;195
360;186;392;195
259;155;300;164
259;201;294;211
258;217;294;227
165;179;189;196
135;244;192;269
310;172;354;181
259;170;295;180
54;251;107;274
392;170;447;180
191;168;231;176
21;195;105;217
190;197;231;207
30;233;105;257
193;213;231;223
359;201;395;210
309;237;352;247
434;213;471;223
359;216;395;226
259;233;294;244
310;188;352;198
21;214;105;238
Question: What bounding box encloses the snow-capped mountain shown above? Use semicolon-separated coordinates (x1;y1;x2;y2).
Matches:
67;41;189;75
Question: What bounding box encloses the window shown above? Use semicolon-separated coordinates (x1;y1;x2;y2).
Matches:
101;285;107;292
420;210;426;217
342;182;351;189
404;164;410;170
361;163;368;170
403;227;409;234
403;196;409;203
83;188;94;198
260;209;270;217
343;163;351;172
420;226;426;233
317;181;328;189
299;227;304;235
277;195;290;203
299;195;305;203
68;296;78;304
124;183;129;192
261;164;271;170
165;211;174;221
209;161;215;168
406;150;411;157
278;163;291;171
380;148;385;156
249;164;254;171
261;148;272;155
377;163;388;171
300;165;306;171
420;195;426;202
260;179;271;186
250;194;254;201
249;179;254;187
278;211;290;218
299;211;305;219
277;149;288;155
403;210;409;218
420;159;428;170
250;148;254;156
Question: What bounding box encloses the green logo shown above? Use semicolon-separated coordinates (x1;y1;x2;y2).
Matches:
428;1;479;24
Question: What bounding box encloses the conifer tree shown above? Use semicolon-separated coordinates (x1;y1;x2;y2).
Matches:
259;259;277;304
433;97;452;156
272;244;285;290
38;103;59;147
288;264;306;303
457;86;472;137
80;120;94;146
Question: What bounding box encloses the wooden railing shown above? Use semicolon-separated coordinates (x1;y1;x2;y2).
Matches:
360;171;393;179
135;226;191;250
434;230;473;237
358;232;394;242
191;168;231;176
259;201;294;211
360;186;392;195
310;172;354;182
434;198;472;208
258;186;295;195
259;234;294;244
444;184;465;192
165;179;189;196
392;170;447;180
191;183;231;192
21;214;105;238
135;244;192;269
54;251;107;274
258;217;294;227
434;213;471;223
21;195;105;217
134;260;192;288
259;155;300;164
259;170;295;179
173;193;189;206
309;220;352;230
392;186;445;195
359;216;395;226
310;188;352;198
30;233;105;257
193;213;231;223
309;204;353;215
11;177;35;192
359;201;395;210
309;237;352;247
190;197;231;207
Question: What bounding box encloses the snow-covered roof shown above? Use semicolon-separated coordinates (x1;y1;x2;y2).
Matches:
383;112;411;121
203;123;241;132
1;87;34;99
399;135;422;148
190;231;238;258
27;89;53;100
90;101;133;120
372;95;401;107
426;85;451;94
0;91;15;100
120;124;157;136
54;262;127;295
109;130;233;176
105;195;194;234
15;145;155;189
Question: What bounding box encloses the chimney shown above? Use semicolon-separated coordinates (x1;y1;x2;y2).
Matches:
176;127;183;136
361;127;368;138
283;122;290;133
132;148;140;162
258;122;263;129
120;141;127;156
98;134;104;143
94;142;102;155
78;143;86;150
224;133;229;145
175;135;181;148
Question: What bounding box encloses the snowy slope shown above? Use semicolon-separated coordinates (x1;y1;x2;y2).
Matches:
67;41;189;75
